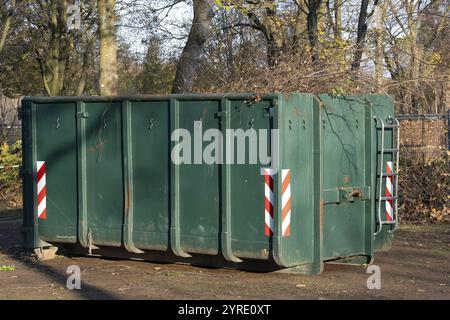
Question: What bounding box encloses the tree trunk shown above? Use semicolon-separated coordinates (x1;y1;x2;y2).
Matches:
265;0;285;66
172;0;214;93
36;0;69;96
97;0;118;96
318;0;327;33
77;42;91;95
0;0;16;55
351;0;370;70
334;0;342;41
374;1;386;89
407;1;421;112
75;31;95;96
306;0;322;62
292;0;307;54
245;3;284;67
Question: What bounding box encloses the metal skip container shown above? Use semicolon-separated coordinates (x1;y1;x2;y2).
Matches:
20;93;399;274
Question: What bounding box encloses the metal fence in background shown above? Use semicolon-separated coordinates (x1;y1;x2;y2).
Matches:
0;95;21;146
397;111;450;162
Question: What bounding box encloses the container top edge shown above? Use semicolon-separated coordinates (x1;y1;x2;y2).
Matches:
21;93;393;103
22;93;281;103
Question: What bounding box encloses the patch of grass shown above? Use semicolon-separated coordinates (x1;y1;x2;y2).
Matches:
164;271;183;277
399;223;450;233
0;265;15;272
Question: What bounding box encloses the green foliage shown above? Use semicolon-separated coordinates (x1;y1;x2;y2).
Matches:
0;265;16;272
139;37;176;94
0;265;16;271
214;0;232;11
0;140;22;207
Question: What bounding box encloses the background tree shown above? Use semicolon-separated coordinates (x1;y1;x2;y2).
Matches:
98;0;118;96
35;0;70;96
0;0;18;55
172;0;214;93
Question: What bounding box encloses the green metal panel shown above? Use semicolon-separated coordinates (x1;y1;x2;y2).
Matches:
84;102;123;247
228;98;272;260
274;94;322;270
129;100;170;251
177;99;221;255
21;93;395;274
35;102;78;243
319;95;374;261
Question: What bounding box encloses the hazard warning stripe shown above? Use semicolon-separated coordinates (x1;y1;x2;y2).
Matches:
263;169;292;237
264;169;274;236
37;161;46;219
385;161;394;221
281;169;291;237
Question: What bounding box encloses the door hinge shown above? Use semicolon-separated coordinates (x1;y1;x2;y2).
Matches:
76;112;89;118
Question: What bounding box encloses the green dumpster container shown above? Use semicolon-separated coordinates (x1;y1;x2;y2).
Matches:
20;94;398;274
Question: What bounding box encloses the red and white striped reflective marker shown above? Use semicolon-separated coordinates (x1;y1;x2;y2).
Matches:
281;169;291;237
263;169;292;237
264;169;274;236
385;161;394;221
37;161;46;220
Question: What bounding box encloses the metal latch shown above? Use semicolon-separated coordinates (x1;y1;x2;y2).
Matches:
345;189;363;202
323;186;370;204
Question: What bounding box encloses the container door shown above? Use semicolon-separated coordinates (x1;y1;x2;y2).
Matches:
84;101;123;247
177;99;221;255
34;102;78;243
320;95;374;261
129;100;170;251
228;98;273;260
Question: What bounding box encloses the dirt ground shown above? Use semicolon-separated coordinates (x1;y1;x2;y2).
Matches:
0;209;448;300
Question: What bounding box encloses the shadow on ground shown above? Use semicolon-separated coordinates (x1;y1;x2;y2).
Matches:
0;208;449;299
0;209;118;299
